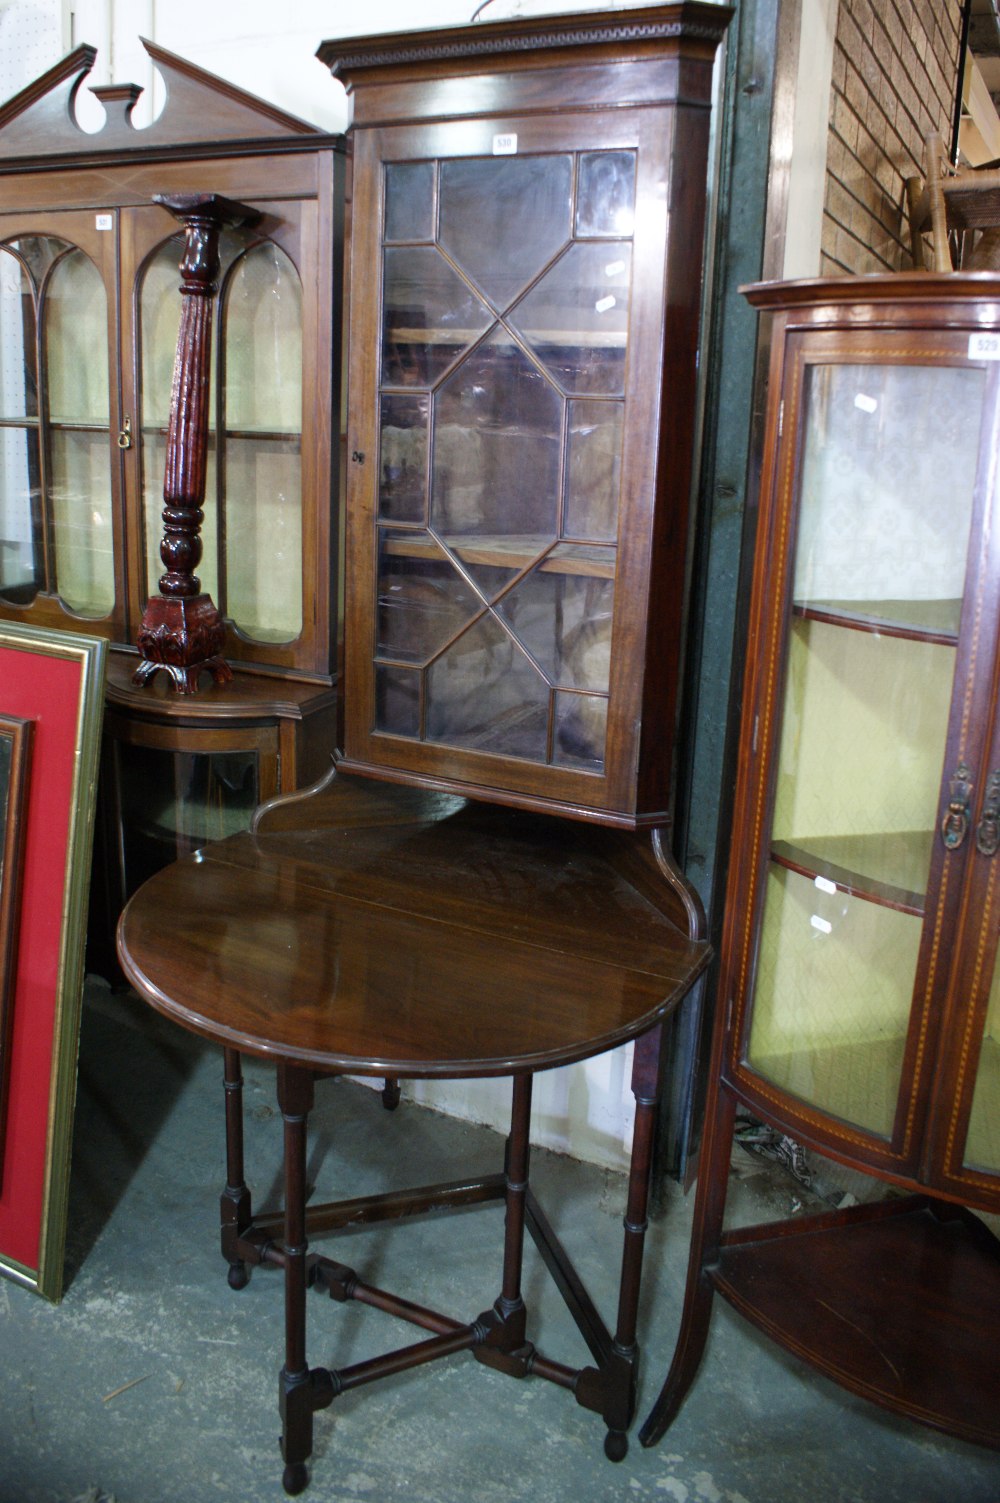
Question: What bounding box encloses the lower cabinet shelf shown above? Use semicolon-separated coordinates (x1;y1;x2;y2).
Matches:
713;1196;1000;1450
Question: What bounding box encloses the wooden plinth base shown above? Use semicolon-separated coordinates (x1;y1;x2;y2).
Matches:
712;1196;1000;1450
134;593;232;694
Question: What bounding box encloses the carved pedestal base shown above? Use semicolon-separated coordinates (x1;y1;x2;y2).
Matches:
133;594;232;694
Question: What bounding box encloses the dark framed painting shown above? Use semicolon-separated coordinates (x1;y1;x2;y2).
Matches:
0;625;106;1302
0;712;33;1187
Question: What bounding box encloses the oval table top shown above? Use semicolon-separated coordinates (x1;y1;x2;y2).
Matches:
116;770;709;1079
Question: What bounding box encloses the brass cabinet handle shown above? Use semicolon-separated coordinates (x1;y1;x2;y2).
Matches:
941;762;973;851
977;769;1000;857
118;415;132;450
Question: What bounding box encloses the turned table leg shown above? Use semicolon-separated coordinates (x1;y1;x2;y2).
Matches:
498;1074;532;1339
277;1062;316;1496
221;1048;252;1289
602;1023;666;1461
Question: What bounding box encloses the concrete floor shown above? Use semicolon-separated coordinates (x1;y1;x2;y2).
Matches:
1;979;998;1503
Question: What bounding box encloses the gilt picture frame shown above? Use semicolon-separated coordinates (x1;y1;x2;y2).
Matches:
0;624;106;1302
0;712;33;1188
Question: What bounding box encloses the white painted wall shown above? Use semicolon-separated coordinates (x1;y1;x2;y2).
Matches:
781;0;838;279
0;0;724;1171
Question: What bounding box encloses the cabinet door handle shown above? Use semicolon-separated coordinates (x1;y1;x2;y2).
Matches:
118;416;132;450
977;769;1000;857
941;762;973;850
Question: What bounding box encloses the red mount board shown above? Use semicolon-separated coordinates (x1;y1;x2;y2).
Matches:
0;626;106;1301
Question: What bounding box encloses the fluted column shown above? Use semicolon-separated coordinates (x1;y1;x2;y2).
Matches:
134;192;260;694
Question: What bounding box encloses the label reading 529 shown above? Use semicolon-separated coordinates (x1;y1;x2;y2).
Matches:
969;332;1000;361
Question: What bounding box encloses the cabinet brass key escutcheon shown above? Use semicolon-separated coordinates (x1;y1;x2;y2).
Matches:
941;762;973;850
976;769;1000;857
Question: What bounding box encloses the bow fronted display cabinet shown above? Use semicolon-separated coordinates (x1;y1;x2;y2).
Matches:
0;41;344;931
643;274;1000;1453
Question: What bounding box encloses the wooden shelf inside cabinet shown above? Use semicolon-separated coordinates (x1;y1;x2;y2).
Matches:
793;599;962;644
712;1197;1000;1451
381;534;616;580
771;832;933;916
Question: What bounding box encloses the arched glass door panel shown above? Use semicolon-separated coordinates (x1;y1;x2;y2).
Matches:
0;235;113;617
0;243;42;604
222;240;303;644
139;235;302;645
44;247;114;616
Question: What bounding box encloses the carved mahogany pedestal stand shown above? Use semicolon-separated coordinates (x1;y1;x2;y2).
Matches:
134;193;260;694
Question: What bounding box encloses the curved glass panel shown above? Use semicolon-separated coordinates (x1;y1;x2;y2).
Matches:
0;246;36;421
0;425;42;603
45;249;114;616
224;437;299;641
46;248;109;426
143;434;218;605
224;242;301;434
746;362;985;1136
965;949;1000;1174
140;238;185;431
0;245;42;605
222;242;303;643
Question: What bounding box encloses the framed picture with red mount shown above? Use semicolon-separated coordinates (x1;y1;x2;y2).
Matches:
0;623;106;1302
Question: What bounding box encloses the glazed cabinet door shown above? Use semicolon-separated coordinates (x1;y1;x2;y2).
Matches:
726;328;1000;1184
342;111;683;823
0;209;126;638
120;196;332;675
927;543;1000;1207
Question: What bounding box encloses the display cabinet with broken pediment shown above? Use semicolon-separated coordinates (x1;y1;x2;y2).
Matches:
323;1;731;829
0;41;345;926
642;274;1000;1455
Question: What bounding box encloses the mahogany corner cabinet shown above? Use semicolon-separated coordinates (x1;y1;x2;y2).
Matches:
115;5;731;1495
323;1;731;828
642;274;1000;1455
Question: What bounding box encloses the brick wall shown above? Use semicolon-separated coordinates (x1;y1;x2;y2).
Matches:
821;0;964;273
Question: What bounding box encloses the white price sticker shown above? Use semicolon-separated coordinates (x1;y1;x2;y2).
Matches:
854;393;878;414
95;213;113;231
493;133;517;156
969;331;1000;361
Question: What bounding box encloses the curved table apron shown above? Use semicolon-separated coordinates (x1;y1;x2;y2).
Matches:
116;782;709;1495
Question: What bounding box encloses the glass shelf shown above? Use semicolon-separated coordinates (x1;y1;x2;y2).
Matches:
771;830;933;916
